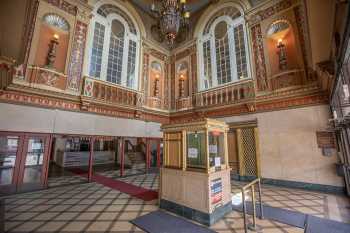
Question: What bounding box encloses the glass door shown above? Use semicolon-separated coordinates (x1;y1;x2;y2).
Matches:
17;135;50;193
0;135;22;195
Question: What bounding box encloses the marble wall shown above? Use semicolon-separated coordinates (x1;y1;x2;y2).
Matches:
0;103;162;138
219;105;344;187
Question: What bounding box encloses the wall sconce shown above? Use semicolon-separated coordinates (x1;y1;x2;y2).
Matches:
179;74;185;98
277;38;287;71
154;74;160;97
46;33;59;68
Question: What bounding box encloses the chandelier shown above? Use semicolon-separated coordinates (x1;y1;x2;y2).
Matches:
151;0;190;45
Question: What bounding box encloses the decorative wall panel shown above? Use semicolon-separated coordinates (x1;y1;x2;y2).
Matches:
239;128;258;176
294;5;309;75
67;21;87;91
44;0;77;16
251;24;268;91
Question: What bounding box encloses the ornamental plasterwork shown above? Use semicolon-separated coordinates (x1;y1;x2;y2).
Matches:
40;70;59;87
77;8;92;23
43;13;70;31
44;0;77;16
247;0;296;26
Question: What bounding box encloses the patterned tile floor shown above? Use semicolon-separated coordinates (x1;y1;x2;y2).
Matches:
1;172;349;233
47;166;147;188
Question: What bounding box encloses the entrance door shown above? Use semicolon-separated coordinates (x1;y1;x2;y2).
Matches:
0;133;50;195
0;134;22;195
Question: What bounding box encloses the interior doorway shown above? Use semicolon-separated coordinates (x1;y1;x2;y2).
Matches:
0;132;51;195
47;135;90;188
227;121;260;178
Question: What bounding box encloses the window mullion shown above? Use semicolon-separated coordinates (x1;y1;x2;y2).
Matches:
133;38;141;90
121;34;130;87
197;39;205;91
101;21;111;81
84;18;96;77
210;35;218;87
243;23;252;80
228;25;238;81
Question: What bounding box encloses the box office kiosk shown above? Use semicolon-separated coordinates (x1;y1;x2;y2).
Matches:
159;119;231;226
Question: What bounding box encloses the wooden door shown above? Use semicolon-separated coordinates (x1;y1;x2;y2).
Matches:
227;130;239;174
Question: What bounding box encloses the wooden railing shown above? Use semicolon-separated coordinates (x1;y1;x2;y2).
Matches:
195;79;255;108
270;69;317;91
14;66;68;92
176;96;193;110
0;57;15;90
82;76;142;108
145;96;168;110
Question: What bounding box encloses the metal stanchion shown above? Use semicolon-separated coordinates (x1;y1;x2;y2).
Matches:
242;189;248;233
240;178;263;233
258;179;264;219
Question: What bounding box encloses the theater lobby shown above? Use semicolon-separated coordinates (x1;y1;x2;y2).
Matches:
1;0;350;232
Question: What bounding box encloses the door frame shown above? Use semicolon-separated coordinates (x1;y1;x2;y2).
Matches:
17;133;51;192
0;131;51;195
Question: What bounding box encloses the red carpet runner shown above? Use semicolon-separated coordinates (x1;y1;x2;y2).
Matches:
69;168;158;201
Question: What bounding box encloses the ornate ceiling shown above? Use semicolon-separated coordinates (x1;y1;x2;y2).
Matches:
129;0;214;16
130;0;264;17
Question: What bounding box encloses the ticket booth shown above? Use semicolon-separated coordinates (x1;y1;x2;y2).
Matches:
159;119;231;226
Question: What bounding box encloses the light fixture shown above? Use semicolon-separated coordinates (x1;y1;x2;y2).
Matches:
53;34;60;40
46;33;60;68
277;38;287;71
179;74;185;97
151;0;190;45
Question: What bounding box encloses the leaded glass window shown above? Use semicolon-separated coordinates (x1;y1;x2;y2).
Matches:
198;7;250;91
89;22;105;78
234;24;248;79
203;40;212;89
106;20;124;84
87;4;140;90
127;40;137;87
215;21;231;85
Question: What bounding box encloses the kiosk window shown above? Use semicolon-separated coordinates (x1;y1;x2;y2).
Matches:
187;132;206;168
208;131;225;168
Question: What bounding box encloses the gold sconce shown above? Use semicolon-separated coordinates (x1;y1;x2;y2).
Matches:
46;33;59;68
277;38;287;71
154;74;160;97
179;74;185;98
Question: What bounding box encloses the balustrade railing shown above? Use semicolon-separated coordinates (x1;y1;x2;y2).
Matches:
145;96;167;110
82;76;142;108
195;80;255;108
0;57;15;90
13;66;69;92
176;96;193;110
270;69;317;91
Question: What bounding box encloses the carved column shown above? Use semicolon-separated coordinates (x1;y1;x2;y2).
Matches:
66;8;90;93
251;24;268;92
170;55;176;110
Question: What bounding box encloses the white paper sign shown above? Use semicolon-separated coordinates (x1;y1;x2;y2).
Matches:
333;110;338;119
209;145;217;154
7;139;17;147
215;157;221;167
188;148;198;158
343;84;350;99
32;142;42;150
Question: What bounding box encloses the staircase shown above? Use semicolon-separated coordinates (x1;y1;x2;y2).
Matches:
124;140;146;170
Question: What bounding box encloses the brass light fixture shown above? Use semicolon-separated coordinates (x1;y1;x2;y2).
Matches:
46;34;59;68
151;0;190;45
277;38;287;71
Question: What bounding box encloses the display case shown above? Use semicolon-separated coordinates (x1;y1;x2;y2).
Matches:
160;119;231;226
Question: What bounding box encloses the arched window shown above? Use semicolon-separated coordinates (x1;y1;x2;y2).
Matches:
198;7;250;90
87;4;140;90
